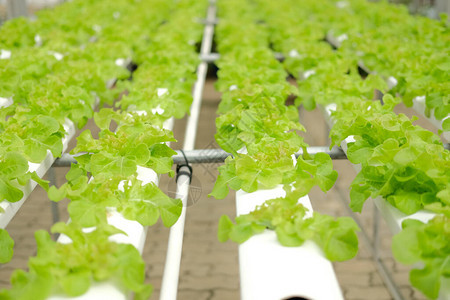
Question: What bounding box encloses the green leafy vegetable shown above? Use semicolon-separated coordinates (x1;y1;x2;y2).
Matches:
218;189;360;261
392;216;450;299
0;229;14;263
0;223;152;300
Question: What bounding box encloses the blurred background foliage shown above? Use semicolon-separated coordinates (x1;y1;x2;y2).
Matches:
0;0;448;32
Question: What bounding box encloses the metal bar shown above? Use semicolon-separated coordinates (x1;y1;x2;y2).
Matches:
325;32;340;49
274;52;284;61
159;3;217;300
53;146;348;167
200;52;284;63
197;18;219;25
200;52;220;63
373;202;380;258
336;189;405;300
47;167;60;227
48;166;60;240
6;0;27;19
53;138;447;166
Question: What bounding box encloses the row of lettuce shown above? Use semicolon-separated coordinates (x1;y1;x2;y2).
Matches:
271;0;449;126
260;0;449;298
212;0;360;263
210;0;449;299
331;0;449;124
0;0;141;265
0;0;207;299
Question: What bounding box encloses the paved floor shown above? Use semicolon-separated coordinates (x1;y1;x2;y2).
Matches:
0;77;436;300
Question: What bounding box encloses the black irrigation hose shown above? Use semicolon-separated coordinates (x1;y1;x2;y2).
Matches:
176;149;193;183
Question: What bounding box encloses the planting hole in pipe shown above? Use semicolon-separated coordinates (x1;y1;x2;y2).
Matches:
283;297;312;300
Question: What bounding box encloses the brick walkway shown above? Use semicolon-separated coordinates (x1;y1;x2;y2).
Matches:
0;79;434;300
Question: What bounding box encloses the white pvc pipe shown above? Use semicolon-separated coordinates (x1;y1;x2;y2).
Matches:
158;169;190;300
372;197;436;235
236;187;344;300
50;114;173;300
412;96;449;142
181;5;216;152
0;119;75;228
159;3;217;300
323;104;438;233
50;164;159;300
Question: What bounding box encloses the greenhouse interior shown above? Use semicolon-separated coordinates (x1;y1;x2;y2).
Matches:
0;0;449;299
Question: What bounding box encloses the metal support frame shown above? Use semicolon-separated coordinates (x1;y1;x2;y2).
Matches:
52;143;447;165
373;204;380;258
199;53;220;63
199;52;284;63
47;167;60;229
53;146;347;167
